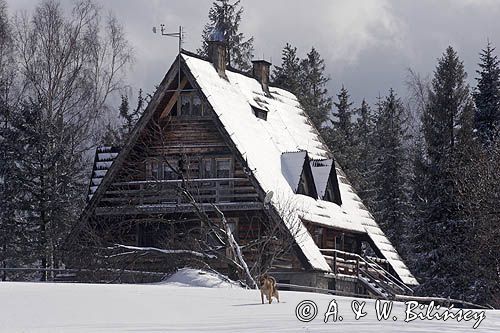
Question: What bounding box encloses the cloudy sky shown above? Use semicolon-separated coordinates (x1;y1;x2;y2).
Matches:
6;0;500;107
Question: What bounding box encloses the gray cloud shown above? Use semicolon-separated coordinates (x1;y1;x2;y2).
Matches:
6;0;500;107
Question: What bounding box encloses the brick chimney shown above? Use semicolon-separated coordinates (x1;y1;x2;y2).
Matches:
252;60;271;96
208;41;227;78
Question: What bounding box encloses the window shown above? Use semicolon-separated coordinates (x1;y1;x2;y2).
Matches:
146;159;179;180
314;227;323;246
192;94;202;116
180;94;191;115
150;160;160;179
163;163;178;180
216;158;232;202
251;106;268;120
201;158;213;178
216;159;231;179
178;92;205;116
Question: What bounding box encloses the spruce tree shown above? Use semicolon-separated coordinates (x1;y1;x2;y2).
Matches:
414;46;475;298
101;90;145;146
371;89;409;251
333;86;353;140
199;0;254;72
457;139;500;307
0;0;25;280
10;99;87;280
474;41;500;143
351;99;375;207
272;43;301;95
327;86;353;171
299;47;332;130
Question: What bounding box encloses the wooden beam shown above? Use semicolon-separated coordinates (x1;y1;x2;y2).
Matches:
160;77;188;119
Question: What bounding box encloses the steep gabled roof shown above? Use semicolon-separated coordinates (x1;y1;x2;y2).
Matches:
181;53;418;285
81;51;417;285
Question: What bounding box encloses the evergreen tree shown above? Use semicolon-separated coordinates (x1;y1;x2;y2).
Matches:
101;90;145;146
474;41;500;143
0;0;24;280
333;86;353;140
456;139;500;307
413;46;475;298
10;99;87;280
272;43;301;95
299;47;332;130
327;85;353;171
120;89;143;135
371;90;409;251
352;99;376;210
199;0;254;72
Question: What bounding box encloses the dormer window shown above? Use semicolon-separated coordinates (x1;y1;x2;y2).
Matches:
281;151;318;199
310;159;342;205
251;105;267;120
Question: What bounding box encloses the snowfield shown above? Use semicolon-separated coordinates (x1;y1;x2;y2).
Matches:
0;269;498;332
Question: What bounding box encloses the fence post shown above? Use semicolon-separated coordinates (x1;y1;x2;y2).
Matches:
356;257;359;277
333;250;337;274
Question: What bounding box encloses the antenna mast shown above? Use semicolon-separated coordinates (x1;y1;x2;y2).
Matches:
153;24;183;87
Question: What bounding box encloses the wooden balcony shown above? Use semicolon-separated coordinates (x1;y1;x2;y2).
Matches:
95;177;262;215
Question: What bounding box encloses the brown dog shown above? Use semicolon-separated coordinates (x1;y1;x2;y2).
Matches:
259;273;280;304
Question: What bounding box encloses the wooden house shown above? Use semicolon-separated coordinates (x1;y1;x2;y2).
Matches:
76;41;418;298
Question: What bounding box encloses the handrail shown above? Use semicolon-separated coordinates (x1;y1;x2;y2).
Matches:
358;267;392;299
363;255;413;294
320;248;413;295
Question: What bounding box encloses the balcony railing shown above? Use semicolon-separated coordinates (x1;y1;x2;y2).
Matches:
100;178;258;206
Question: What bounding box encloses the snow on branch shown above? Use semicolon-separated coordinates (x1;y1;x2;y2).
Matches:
212;204;257;289
112;244;217;259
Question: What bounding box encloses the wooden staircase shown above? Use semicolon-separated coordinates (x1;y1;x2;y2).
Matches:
321;249;414;299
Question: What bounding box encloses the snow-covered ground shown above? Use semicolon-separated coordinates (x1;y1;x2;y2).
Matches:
0;269;498;332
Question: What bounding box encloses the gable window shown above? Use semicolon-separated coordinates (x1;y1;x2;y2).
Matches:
192;95;202;116
178;92;205;117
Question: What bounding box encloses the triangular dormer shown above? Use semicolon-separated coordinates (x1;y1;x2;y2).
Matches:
281;151;318;199
310;158;342;205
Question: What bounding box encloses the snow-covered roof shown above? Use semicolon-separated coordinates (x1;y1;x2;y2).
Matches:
87;146;119;201
182;53;417;285
281;151;307;192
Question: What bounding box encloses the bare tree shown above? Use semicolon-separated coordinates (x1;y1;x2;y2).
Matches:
9;0;133;280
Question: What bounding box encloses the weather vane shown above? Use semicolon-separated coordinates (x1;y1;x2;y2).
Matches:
153;24;184;87
153;25;183;53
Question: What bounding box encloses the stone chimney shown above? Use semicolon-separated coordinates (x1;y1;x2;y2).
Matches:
208;41;227;78
252;60;272;96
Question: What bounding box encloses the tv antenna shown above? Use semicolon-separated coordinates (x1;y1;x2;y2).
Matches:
153;24;184;87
